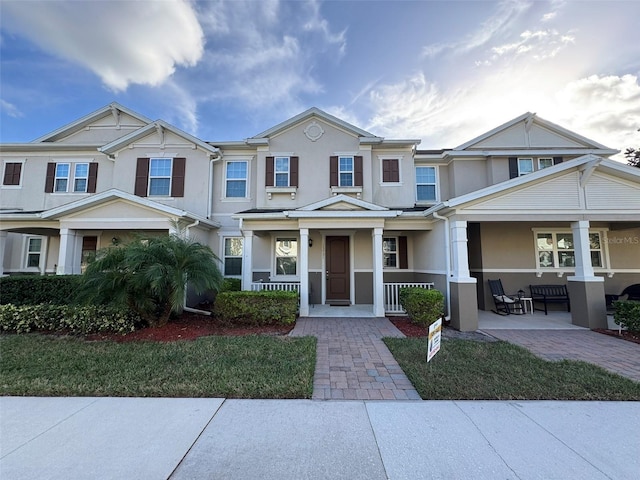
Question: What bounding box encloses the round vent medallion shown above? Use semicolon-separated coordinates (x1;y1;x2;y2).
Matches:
304;121;324;142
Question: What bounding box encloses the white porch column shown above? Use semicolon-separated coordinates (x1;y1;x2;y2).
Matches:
299;228;310;316
241;230;253;291
450;220;472;280
372;227;385;317
571;220;595;280
57;228;77;275
0;231;7;276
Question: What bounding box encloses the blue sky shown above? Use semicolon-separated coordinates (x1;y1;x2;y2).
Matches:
1;0;639;156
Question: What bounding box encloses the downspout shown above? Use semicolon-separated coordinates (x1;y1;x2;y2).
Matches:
433;211;451;321
207;152;221;219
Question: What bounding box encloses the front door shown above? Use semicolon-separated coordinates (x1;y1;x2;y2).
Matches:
326;236;350;305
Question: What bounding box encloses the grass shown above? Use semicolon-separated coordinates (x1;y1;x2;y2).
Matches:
0;334;316;399
384;337;640;400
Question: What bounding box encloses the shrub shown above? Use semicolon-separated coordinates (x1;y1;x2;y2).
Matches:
399;287;444;327
0;275;81;305
219;278;242;292
0;304;140;334
213;291;298;325
613;300;640;334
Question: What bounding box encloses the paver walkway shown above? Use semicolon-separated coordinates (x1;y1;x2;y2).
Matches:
483;329;640;382
290;317;421;400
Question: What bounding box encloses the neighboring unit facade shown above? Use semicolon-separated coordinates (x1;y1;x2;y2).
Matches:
2;103;639;331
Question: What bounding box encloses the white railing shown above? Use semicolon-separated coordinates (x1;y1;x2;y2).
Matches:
250;282;300;292
384;282;434;314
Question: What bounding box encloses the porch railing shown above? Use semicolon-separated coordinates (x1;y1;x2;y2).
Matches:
384;282;434;314
250;282;300;292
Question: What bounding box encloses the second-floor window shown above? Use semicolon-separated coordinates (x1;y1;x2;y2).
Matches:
416;166;437;202
2;162;23;186
382;158;400;183
518;158;534;176
266;156;298;188
339;156;354;186
134;157;184;197
45;162;98;193
226;161;248;198
149;158;172;196
275;157;289;186
509;157;563;178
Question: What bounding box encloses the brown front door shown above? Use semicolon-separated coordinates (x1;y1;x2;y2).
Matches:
326;236;350;304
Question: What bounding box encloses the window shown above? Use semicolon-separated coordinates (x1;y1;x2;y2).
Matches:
275;238;297;276
416;166;437;202
3;162;22;186
538;158;554;170
226;161;247;198
382;158;400;183
224;238;243;276
383;237;397;267
74;163;89;192
518;158;534;176
26;237;43;268
149;158;172;196
535;231;604;269
54;163;70;192
274;157;289;187
339;156;354;187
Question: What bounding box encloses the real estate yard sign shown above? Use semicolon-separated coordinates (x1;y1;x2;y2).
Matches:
427;318;442;362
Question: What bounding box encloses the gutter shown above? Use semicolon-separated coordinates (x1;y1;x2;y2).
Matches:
432;211;451;321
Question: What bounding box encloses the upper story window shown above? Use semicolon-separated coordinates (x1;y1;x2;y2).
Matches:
149;158;172;196
45;161;98;194
535;231;604;269
224;237;243;276
275;157;290;187
518;158;534;176
381;158;400;183
2;162;23;186
339;156;354;186
538;158;554;170
509;157;563;178
265;156;298;192
225;161;248;198
134;157;184;197
74;163;90;193
330;155;363;190
54;163;70;192
275;237;298;276
416;166;437;203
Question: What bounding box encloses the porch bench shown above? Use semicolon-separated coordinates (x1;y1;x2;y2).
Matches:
529;284;570;315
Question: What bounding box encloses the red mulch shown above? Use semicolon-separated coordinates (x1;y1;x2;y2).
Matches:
85;313;294;343
389;317;430;337
593;328;640;345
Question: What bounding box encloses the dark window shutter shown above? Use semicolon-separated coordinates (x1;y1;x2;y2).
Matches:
354;155;363;186
290;156;299;187
383;159;399;182
265;156;274;187
330;156;338;186
135;158;149;197
87;163;98;193
382;159;391;182
508;157;518;179
171;157;185;197
3;163;21;185
553;156;563;165
399;236;408;269
45;163;55;192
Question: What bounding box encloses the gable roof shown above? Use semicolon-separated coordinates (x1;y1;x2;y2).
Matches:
33;103;152;143
98;120;221;157
297;194;389;212
452;112;617;154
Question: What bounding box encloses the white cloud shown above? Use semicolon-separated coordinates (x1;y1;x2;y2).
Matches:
2;0;204;91
0;99;24;118
486;28;575;65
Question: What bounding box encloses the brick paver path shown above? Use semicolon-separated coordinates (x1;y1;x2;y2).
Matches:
290;317;422;400
483;329;640;382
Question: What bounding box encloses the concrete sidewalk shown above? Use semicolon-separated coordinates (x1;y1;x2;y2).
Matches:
2;397;638;480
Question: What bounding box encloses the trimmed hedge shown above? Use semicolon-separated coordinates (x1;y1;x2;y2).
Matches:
213;291;298;325
219;278;242;292
0;304;140;334
399;287;445;327
0;275;80;305
614;300;640;334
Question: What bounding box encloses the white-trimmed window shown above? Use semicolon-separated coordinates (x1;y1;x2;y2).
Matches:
73;163;89;193
25;236;43;268
538;158;554;170
339;156;354;187
381;158;400;183
518;158;534;176
535;231;604;269
275;237;297;276
224;238;243;276
416;166;437;202
383;237;398;268
225;161;248;198
149;158;172;196
54;163;70;192
275;157;290;187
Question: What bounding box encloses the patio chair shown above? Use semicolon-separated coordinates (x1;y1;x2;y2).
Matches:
488;279;524;315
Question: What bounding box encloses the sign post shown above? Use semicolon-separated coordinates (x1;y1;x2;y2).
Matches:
426;318;442;362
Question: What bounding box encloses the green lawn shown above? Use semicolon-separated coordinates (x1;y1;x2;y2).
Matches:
384;337;640;400
0;334;316;398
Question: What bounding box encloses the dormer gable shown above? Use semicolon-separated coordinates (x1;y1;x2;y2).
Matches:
297;194;389;212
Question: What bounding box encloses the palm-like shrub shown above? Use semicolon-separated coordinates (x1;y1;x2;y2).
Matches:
79;233;222;327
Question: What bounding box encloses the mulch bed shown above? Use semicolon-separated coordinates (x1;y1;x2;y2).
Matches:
85;313;294;343
593;328;640;345
389;317;497;342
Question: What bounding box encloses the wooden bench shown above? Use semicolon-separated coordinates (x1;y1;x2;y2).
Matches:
529;285;570;315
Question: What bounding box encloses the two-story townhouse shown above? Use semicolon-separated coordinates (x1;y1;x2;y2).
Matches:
2;104;639;331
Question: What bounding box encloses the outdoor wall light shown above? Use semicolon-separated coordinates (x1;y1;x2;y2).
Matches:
111;237;120;245
308;238;313;248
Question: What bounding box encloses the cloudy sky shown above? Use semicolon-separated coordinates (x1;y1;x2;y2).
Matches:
1;0;639;157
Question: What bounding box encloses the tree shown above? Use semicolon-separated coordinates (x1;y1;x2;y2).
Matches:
79;232;223;327
625;147;640;168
